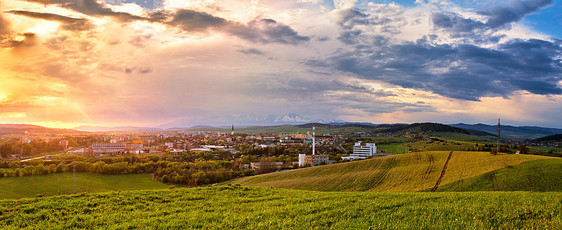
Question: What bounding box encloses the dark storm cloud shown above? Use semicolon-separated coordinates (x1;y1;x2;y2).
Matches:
432;12;485;34
310;38;562;101
23;0;146;21
246;19;310;44
325;1;562;101
168;9;228;31
337;8;391;29
431;12;506;43
483;0;553;28
432;0;553;38
6;10;93;31
237;48;265;56
18;0;309;45
228;19;310;45
167;12;310;44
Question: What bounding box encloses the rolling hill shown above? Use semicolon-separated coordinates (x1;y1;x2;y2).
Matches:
532;134;562;143
0;124;85;135
0;173;169;199
199;122;496;138
230;151;557;192
1;186;560;229
450;123;562;139
434;158;562;192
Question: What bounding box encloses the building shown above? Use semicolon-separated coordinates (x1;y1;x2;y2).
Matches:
342;142;377;161
305;154;330;166
353;142;377;155
91;143;127;153
298;154;306;167
59;140;69;149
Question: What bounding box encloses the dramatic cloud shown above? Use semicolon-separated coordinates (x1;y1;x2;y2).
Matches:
18;0;310;45
168;9;228;31
237;48;265;56
1;0;561;128
6;10;93;31
316;1;562;101
483;0;553;28
432;0;553;42
23;0;147;21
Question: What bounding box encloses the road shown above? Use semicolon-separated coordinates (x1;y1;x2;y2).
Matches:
20;152;66;162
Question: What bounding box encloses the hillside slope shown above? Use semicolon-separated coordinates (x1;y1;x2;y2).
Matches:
230;151;554;192
1;186;560;229
435;158;562;192
0;124;85;135
450;123;562;139
0;173;168;199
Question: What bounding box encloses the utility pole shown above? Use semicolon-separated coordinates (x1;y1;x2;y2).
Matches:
496;118;500;155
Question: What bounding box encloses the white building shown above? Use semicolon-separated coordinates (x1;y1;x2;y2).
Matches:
342;142;377;161
298;154;306;167
353;142;377;155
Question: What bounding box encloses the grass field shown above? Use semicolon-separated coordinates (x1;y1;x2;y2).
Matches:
430;132;494;142
0;186;559;229
529;146;562;157
231;151;555;192
377;139;482;153
377;143;409;153
0;173;169;199
436;158;562;192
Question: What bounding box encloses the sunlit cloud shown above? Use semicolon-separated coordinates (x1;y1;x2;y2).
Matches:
0;0;561;128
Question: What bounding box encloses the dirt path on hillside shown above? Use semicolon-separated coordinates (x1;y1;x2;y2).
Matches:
431;151;453;192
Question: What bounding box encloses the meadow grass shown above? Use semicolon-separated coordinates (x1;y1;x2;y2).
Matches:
436;158;562;192
0;173;169;199
430;132;494;142
377;143;409;153
231;151;554;192
0;186;559;229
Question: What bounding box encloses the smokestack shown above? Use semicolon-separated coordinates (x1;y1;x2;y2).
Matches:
312;126;315;155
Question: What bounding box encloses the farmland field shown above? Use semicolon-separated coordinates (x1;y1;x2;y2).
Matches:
0;173;169;199
430;132;494;142
0;186;559;229
377;143;409;153
435;158;562;192
231;151;555;192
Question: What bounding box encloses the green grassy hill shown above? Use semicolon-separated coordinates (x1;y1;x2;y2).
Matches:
435;158;562;192
430;131;494;142
0;173;169;199
0;186;560;229
230;151;556;192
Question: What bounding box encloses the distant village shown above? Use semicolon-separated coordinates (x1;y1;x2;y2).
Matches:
1;126;399;171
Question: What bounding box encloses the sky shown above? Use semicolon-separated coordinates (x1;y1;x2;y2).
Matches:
0;0;561;129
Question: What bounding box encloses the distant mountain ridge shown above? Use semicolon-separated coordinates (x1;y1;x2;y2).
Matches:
0;124;85;135
532;134;562;143
183;122;558;139
450;123;562;139
73;126;163;132
3;122;560;139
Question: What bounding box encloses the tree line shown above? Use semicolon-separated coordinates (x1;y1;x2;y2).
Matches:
0;158;255;187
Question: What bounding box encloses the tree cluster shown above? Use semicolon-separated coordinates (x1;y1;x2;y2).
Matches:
0;158;255;187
